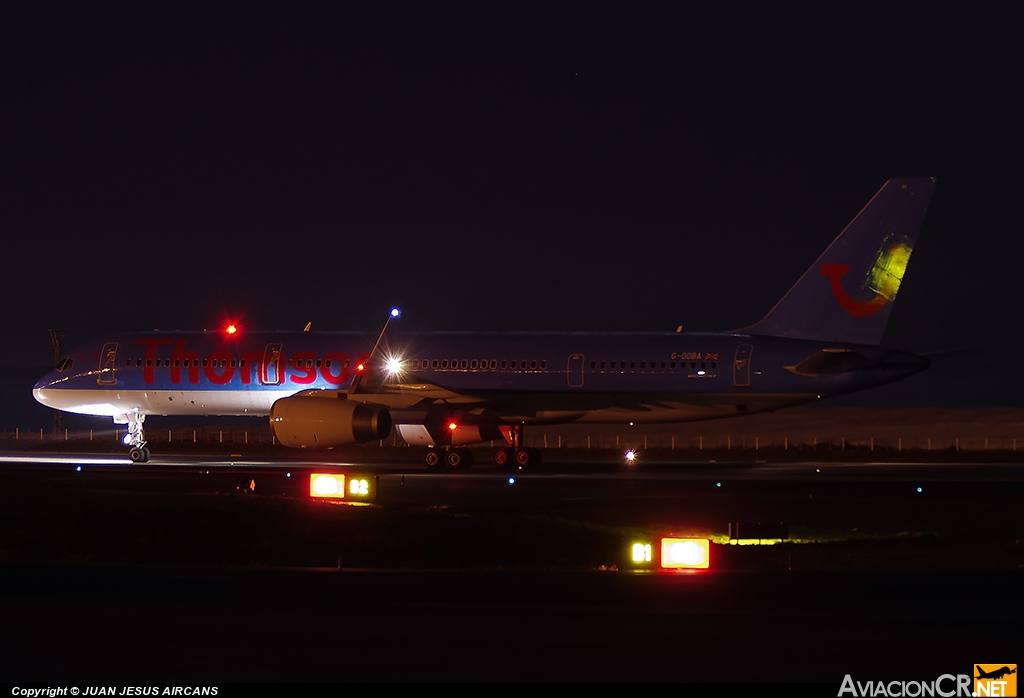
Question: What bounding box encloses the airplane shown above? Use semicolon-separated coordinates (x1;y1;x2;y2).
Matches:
976;667;1017;681
33;177;936;468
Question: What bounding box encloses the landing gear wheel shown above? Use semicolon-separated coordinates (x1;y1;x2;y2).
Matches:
129;447;149;463
514;448;532;467
445;449;473;470
142;447;151;462
493;448;512;467
424;451;441;469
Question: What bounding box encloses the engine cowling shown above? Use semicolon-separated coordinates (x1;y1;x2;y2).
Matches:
270;394;392;448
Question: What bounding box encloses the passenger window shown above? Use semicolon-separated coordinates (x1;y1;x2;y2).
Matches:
540;360;546;369
471;360;478;369
490;360;497;369
711;361;717;369
630;361;635;369
500;360;507;369
432;360;438;369
530;360;537;369
441;360;448;369
671;361;676;369
461;360;468;369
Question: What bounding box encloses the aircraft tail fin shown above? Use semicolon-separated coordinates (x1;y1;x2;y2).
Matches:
737;177;936;345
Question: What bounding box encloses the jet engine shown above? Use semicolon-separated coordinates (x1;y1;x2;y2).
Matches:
270;394;392;448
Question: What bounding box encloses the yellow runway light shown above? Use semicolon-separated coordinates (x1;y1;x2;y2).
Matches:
660;538;710;569
631;542;653;564
310;473;346;498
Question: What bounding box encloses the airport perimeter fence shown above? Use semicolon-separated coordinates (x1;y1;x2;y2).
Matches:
2;425;1023;453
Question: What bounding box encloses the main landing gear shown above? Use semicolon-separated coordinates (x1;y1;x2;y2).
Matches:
121;412;150;463
424;448;474;471
421;424;542;471
489;424;542;469
492;446;542;468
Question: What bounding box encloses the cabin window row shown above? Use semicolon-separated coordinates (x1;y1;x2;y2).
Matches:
589;360;718;371
408;359;548;371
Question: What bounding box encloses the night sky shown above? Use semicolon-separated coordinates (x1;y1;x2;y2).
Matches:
1;4;1020;426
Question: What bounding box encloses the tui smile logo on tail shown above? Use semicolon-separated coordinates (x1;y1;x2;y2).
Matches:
821;242;913;318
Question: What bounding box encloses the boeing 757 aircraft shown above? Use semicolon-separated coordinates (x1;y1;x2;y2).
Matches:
34;177;936;468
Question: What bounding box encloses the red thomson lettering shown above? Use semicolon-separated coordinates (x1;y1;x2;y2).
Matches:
204;350;235;385
137;337;174;384
320;351;351;386
289;351;317;384
240;351;263;385
171;339;200;385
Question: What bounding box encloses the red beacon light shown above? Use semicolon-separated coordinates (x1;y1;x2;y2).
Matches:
225;324;238;335
448;422;458;432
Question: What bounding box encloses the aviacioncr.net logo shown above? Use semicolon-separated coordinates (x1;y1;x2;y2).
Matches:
975;665;1017;697
838;674;972;697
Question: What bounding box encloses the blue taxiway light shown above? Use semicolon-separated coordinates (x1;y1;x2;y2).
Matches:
507;477;515;485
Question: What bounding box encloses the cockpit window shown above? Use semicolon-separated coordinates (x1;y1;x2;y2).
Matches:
56;357;73;372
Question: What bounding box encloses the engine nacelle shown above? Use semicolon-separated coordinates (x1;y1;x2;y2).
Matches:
270;394;392;449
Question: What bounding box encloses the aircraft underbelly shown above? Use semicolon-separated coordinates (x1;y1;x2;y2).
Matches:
519;394;817;425
35;389;290;417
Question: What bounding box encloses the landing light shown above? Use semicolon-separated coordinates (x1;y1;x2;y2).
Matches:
122;433;133;446
624;449;637;464
661;538;710;569
385;357;403;374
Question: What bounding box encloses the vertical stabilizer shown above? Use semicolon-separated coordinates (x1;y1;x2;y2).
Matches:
738;177;935;345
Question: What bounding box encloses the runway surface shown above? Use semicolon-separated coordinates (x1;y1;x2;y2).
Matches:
1;450;1022;682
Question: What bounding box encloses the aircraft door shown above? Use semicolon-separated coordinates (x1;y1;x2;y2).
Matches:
97;342;118;385
733;344;753;387
567;354;585;387
262;343;283;385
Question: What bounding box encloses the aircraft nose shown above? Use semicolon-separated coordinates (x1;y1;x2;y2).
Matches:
33;372;58;406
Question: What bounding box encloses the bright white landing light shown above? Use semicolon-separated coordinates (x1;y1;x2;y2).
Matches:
385;357;403;374
624;449;637;463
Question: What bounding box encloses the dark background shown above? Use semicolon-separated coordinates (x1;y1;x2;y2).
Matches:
1;3;1020;427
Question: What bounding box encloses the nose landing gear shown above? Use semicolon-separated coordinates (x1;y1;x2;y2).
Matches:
121;412;150;463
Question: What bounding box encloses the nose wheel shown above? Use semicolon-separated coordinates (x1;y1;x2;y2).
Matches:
129;447;151;463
